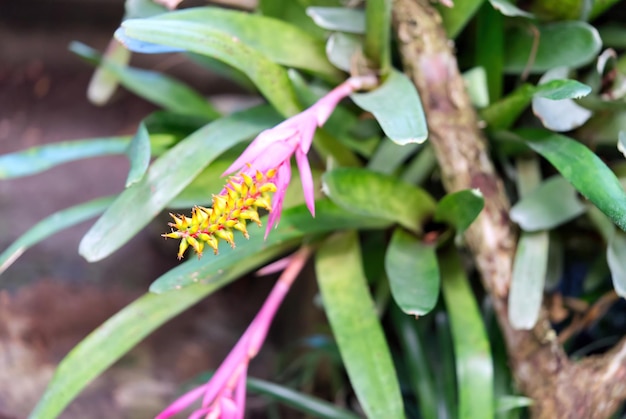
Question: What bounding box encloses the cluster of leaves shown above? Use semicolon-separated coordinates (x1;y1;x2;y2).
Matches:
2;0;626;418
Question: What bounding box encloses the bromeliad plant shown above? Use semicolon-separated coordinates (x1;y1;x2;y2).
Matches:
4;0;626;418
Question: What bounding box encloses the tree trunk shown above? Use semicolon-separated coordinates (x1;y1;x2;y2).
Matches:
391;0;626;416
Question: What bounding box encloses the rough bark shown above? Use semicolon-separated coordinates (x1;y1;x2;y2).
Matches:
392;0;626;417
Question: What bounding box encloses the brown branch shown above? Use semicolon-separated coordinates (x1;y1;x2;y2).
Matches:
392;0;626;416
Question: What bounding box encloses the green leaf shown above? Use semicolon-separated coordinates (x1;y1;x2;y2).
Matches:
439;247;494;419
386;228;440;316
86;38;132;106
510;176;586;231
481;79;593;130
504;21;602;74
125;122;151;187
532;68;592;132
351;70;428;145
495;395;534;413
463;67;490;108
306;6;366;34
316;231;405;419
71;42;220;119
607;228;626;298
475;3;504;102
364;0;391;73
437;0;485;39
488;0;533;17
508;231;549;329
30;242;283;419
322;167;436;234
367;140;421;175
119;19;301;117
0;137;130;179
79;106;282;262
532;78;592;101
145;7;343;83
518;130;626;232
0;197;114;277
246;376;360;419
326;32;362;73
390;307;438;419
434;189;485;234
151;200;391;292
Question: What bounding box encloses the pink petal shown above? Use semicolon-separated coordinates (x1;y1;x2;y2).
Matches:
311;80;355;125
295;149;315;217
265;162;291;237
188;406;214;419
155;384;209;419
220;396;239;419
255;254;293;276
222;125;297;175
234;364;248;419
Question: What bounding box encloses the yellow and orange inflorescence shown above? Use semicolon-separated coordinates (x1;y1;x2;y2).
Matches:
162;169;277;259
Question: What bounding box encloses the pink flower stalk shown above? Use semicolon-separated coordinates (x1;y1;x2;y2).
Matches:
156;247;312;419
223;75;378;237
163;75;377;258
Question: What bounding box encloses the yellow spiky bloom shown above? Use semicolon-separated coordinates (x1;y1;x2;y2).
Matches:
162;169;277;259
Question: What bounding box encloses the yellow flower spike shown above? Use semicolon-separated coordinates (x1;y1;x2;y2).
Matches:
229;179;243;194
241;209;261;225
231;208;242;219
249;183;258;196
254;197;272;211
184;236;203;257
259;184;277;194
241;172;253;187
213;194;228;212
206;235;219;254
177;239;190;260
169;213;185;229
255;170;264;182
162;231;182;239
198;232;211;242
215;229;235;248
266;168;277;178
232;221;249;238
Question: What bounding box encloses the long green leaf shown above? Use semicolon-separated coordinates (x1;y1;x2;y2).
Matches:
509;232;549;329
79;106;282;262
508;157;548;331
438;0;485;39
391;307;438;419
71;42;220;119
151;200;391;293
510;176;586;231
0;197;114;277
153;7;343;82
440;247;494;419
246;376;359;419
29;243;285;419
119;19;301;117
351;70;428;145
364;0;391;73
504;21;602;74
607;228;626;298
316;231;405;419
125;122;151;187
434;189;485;234
517;129;626;232
322;167;435;234
0;138;130;179
481;79;592;130
386;228;440;316
306;7;366;34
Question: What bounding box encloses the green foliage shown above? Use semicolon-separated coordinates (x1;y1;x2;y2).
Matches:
3;0;626;417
